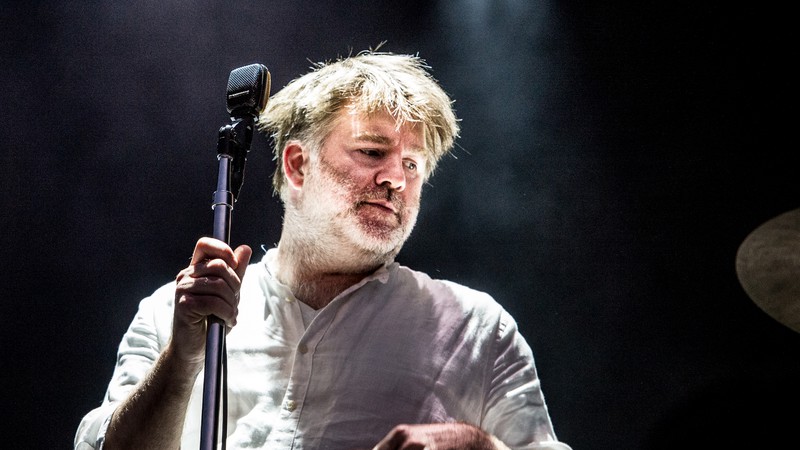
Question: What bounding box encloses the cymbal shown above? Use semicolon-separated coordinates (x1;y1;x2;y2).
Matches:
736;208;800;333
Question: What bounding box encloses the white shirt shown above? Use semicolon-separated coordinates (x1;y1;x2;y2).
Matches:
75;249;570;450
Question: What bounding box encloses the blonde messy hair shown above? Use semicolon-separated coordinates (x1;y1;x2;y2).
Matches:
257;50;460;197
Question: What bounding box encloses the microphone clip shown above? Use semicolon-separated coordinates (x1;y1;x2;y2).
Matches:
217;117;253;201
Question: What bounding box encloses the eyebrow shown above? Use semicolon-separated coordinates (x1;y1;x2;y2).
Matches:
353;132;393;146
353;132;426;155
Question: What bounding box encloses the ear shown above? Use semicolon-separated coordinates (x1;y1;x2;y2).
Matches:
283;142;307;190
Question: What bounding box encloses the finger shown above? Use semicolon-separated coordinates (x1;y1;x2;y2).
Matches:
177;274;229;297
199;244;251;296
175;275;241;324
190;237;236;266
194;258;242;295
373;425;408;450
232;244;252;281
178;293;238;326
186;242;251;295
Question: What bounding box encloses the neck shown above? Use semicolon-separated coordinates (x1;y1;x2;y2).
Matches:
274;226;388;310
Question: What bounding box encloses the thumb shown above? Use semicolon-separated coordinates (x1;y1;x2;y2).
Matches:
233;244;253;281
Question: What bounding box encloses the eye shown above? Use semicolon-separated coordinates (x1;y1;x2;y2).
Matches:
359;149;382;157
404;160;418;172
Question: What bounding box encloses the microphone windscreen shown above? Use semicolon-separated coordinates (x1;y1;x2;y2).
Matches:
226;63;271;118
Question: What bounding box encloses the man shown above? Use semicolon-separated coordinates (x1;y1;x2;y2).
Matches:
75;51;571;450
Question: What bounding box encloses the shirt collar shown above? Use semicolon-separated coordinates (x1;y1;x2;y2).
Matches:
259;247;395;292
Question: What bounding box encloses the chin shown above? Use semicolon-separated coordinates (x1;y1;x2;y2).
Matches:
353;233;404;259
334;206;418;263
348;223;411;261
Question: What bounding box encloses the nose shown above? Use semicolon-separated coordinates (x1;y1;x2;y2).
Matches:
375;155;406;191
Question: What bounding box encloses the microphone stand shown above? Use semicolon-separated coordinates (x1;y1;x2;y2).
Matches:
199;115;254;450
196;62;269;450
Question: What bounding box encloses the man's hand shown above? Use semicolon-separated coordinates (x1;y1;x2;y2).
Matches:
105;238;251;450
171;237;252;372
372;423;510;450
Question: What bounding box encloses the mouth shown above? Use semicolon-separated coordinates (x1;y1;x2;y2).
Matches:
361;200;397;214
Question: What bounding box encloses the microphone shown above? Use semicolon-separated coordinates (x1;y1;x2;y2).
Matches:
218;63;271;200
226;63;271;119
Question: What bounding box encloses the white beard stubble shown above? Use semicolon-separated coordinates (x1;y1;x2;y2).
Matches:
282;154;420;275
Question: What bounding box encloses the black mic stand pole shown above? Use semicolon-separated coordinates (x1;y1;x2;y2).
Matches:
199;114;253;450
196;62;269;450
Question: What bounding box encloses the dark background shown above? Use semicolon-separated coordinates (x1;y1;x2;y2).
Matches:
2;2;798;449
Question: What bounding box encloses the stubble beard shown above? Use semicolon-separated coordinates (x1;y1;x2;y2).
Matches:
286;156;420;273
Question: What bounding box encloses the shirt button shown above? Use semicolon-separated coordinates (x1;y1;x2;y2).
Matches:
298;344;308;354
284;296;294;303
286;400;297;412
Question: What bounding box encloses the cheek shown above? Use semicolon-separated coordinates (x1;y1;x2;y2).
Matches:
318;157;363;189
404;183;423;207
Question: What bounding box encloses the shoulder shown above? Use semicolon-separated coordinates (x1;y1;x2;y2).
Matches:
385;264;534;361
388;263;512;324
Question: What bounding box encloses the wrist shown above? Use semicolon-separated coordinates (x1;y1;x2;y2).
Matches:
460;423;509;450
161;340;204;387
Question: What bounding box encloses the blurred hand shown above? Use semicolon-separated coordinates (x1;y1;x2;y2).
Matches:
372;423;506;450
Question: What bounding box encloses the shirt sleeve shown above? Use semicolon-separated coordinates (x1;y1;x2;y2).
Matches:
481;310;572;450
73;283;174;449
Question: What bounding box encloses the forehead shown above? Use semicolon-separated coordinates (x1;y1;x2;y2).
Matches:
331;108;425;153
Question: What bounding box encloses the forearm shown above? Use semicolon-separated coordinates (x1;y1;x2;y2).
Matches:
103;342;201;450
454;424;511;450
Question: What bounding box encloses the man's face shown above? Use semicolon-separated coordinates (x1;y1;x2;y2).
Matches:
296;109;427;259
